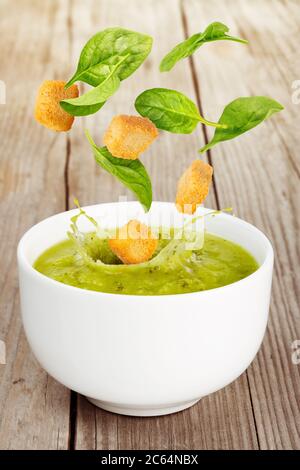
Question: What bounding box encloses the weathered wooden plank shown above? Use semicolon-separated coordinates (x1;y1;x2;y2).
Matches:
182;0;300;449
69;0;258;450
0;0;71;449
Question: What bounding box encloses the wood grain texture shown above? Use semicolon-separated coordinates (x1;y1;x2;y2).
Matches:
0;0;299;450
0;0;71;450
182;0;300;449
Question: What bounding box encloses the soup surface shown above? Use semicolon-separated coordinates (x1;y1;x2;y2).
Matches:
34;229;259;295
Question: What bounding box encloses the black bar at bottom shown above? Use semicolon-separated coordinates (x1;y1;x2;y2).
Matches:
0;450;298;465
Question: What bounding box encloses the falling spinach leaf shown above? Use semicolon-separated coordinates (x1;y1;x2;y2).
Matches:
62;28;152;117
199;96;284;153
160;21;248;72
135;88;224;133
66;28;153;88
85;130;152;212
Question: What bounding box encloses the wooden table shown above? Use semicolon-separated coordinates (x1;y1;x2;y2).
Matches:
0;0;299;450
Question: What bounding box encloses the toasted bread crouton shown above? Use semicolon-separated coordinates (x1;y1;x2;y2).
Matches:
35;80;79;132
108;219;158;264
104;115;158;159
176;160;213;214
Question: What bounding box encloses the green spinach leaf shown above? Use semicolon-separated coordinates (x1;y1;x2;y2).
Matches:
135;88;224;133
66;28;152;88
60;74;120;116
160;22;247;72
59;101;104;117
199;96;284;153
85;130;152;212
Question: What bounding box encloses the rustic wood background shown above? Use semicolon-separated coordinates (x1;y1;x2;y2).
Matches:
0;0;299;450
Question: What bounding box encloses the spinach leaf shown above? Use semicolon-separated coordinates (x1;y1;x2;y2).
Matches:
59;100;104;117
60;74;120;116
160;22;247;72
135;88;224;133
66;28;152;88
85;131;152;212
199;97;284;153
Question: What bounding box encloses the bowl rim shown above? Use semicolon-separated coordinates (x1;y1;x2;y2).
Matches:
17;201;274;299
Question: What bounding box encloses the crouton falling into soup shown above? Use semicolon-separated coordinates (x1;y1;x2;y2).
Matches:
108;220;158;264
176;160;213;214
104;115;158;159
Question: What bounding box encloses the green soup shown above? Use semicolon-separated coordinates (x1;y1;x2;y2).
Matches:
34;230;259;295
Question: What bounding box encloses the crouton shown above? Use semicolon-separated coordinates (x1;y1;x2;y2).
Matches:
104;115;158;159
176;160;213;214
108;219;158;264
35;80;79;132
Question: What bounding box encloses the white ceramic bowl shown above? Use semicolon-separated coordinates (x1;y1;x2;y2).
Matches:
17;202;273;416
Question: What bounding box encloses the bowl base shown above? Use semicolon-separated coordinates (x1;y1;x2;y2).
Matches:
86;397;200;417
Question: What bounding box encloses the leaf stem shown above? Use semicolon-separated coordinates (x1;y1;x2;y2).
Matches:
198;115;227;129
84;129;95;147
